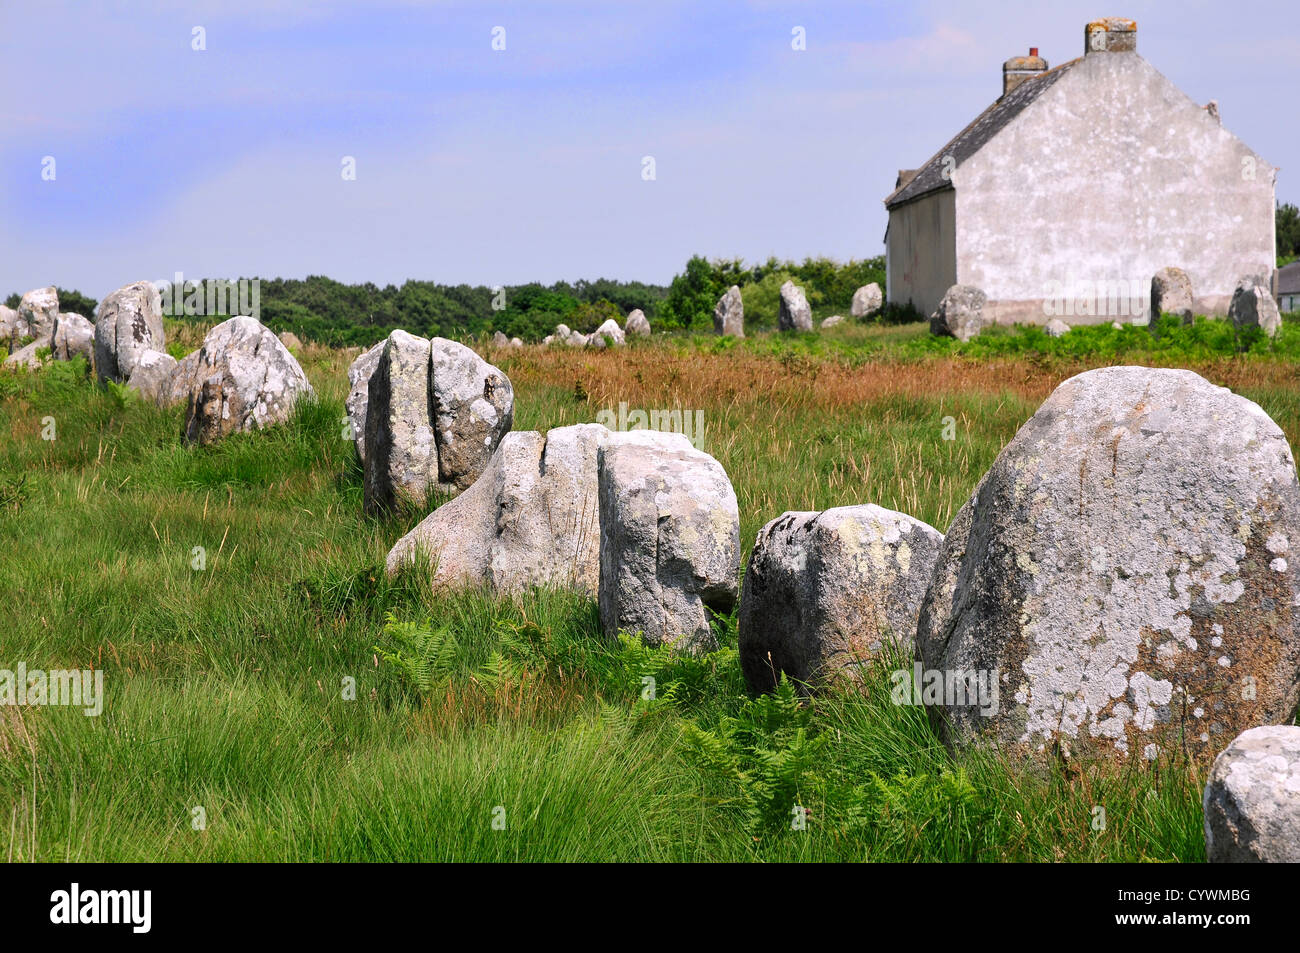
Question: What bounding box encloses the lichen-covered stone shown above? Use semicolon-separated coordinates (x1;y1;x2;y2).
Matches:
820;314;844;329
625;309;651;337
598;433;740;654
1044;318;1071;337
917;366;1300;766
95;281;165;383
1228;275;1281;337
183;316;313;445
1150;266;1194;324
1204;725;1300;862
429;336;513;491
740;505;944;694
0;305;24;348
345;341;384;464
850;283;883;319
51;313;95;362
18;287;59;344
778;281;813;332
930;284;989;342
591;318;625;347
713;286;744;337
129;349;179;405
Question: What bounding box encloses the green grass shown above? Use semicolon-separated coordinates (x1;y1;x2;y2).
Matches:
2;319;1292;861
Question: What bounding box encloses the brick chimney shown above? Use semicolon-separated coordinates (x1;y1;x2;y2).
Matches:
1085;17;1136;54
1002;48;1048;97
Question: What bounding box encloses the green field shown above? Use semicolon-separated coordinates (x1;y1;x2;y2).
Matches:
3;317;1298;861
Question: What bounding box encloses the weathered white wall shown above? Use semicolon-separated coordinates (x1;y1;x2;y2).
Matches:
955;51;1276;324
886;188;956;317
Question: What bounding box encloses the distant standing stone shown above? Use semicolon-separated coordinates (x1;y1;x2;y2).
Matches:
625;309;651;337
850;283;883;319
1044;318;1070;337
778;281;812;332
1204;726;1300;863
820;314;844;329
278;330;304;352
1150;266;1195;324
1228;275;1282;337
713;286;744;337
18;287;59;344
95;281;165;383
930;284;988;342
52;313;95;362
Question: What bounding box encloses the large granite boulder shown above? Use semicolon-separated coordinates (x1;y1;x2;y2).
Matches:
363;331;513;512
1228;275;1282;338
18;287;59;344
345;341;385;463
51;313;95;362
164;350;202;407
1;305;26;348
95;281;165;383
590;318;625;347
713;286;744;338
625;309;651;337
129;349;180;405
1150;267;1194;324
917;366;1300;766
930;284;989;342
387;423;613;593
183;316;313;445
739;505;944;694
778;281;813;332
1204;725;1300;863
850;283;883;319
598;433;740;654
3;341;43;370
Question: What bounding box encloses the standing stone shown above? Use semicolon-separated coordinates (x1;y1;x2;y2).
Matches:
429;337;514;492
1150;267;1195;324
820;314;844;329
1204;725;1300;863
18;287;59;344
277;331;304;352
713;286;744;337
930;284;989;342
591;318;625;347
509;337;523;347
492;330;510;348
164;349;203;407
51;313;95;362
129;349;180;404
345;341;385;463
625;309;651;337
850;283;883;319
917;367;1300;766
387;423;613;593
778;281;813;332
95;281;165;383
183;316;313;445
0;305;26;348
1228;275;1282;338
740;505;944;694
598;433;739;654
1044;318;1071;337
364;330;437;512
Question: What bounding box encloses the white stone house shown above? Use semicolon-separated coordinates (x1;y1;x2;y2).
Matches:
883;18;1277;325
1279;261;1300;313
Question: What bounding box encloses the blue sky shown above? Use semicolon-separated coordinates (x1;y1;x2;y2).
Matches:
2;0;1296;298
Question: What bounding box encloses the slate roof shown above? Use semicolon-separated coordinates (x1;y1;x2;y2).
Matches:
1278;261;1300;296
884;58;1081;209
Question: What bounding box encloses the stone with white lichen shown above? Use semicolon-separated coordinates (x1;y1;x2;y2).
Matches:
1204;725;1300;862
916;366;1300;765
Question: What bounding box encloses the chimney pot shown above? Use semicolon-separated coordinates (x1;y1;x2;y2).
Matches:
1002;49;1049;97
1029;47;1038;56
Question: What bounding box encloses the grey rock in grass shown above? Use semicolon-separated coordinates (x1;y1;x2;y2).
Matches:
3;340;43;370
625;309;651;337
509;337;523;347
850;283;883;319
598;432;740;654
51;313;95;362
1;305;26;348
429;336;513;492
183;316;313;446
713;286;744;338
128;349;179;405
1228;275;1282;338
95;281;165;383
277;330;304;352
492;330;510;348
739;505;943;694
387;423;613;593
930;284;988;342
164;349;203;407
1150;267;1195;324
1044;318;1070;338
917;366;1300;766
345;341;385;463
1204;725;1300;862
591;318;625;347
820;314;845;329
778;281;813;332
18;287;59;344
